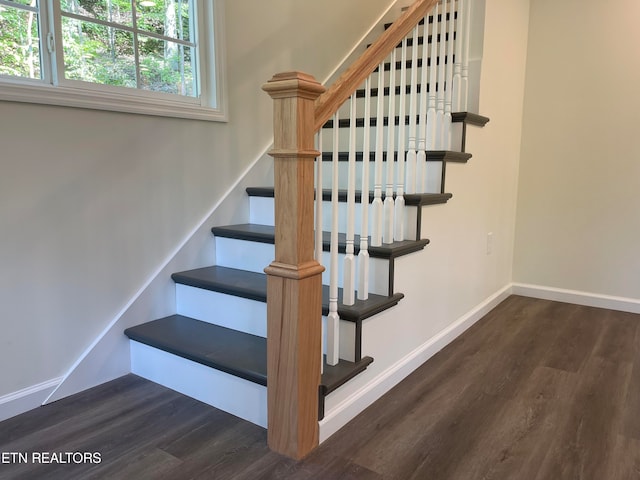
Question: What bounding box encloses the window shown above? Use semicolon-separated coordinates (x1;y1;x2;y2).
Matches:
0;0;227;120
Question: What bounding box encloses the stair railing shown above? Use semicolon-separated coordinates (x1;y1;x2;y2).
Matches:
262;0;471;459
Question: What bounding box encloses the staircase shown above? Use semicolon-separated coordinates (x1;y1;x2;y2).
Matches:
124;0;488;457
124;115;487;423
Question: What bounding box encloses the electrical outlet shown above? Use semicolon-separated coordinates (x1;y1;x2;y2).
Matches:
486;232;493;255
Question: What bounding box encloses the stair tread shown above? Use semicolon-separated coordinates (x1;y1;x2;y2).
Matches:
125;315;268;385
320;150;471;163
247;186;453;207
172;265;404;322
125;315;373;394
323;113;485;129
451;111;490;127
212;223;429;259
322;355;374;396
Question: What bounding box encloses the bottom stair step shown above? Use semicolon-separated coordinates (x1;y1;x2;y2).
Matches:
124;315;373;424
125;315;267;385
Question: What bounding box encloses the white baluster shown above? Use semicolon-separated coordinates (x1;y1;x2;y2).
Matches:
343;95;357;306
371;62;385;247
420;9;436;193
436;0;447;150
327;113;340;366
443;0;455;150
395;37;408;242
383;50;396;245
315;130;324;375
405;26;419;195
426;5;438;152
358;77;371;301
315;130;323;264
461;0;471;111
452;0;464;112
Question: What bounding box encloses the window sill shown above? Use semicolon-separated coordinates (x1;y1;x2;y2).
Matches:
0;81;228;122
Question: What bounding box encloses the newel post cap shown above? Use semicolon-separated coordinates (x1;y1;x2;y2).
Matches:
262;71;326;100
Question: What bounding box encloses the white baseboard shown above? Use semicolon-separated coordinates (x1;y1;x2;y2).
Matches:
0;377;63;422
319;284;513;442
512;283;640;314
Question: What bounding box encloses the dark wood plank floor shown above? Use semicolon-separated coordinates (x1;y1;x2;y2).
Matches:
1;295;639;479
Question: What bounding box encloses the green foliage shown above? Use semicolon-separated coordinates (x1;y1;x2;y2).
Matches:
0;4;41;79
1;0;195;95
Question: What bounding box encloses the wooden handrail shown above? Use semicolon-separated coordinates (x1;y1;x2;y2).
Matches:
314;0;440;131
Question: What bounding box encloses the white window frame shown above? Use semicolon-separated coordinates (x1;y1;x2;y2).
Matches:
0;0;228;121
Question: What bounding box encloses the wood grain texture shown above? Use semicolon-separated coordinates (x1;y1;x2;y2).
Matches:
2;296;640;479
314;0;439;131
262;72;326;459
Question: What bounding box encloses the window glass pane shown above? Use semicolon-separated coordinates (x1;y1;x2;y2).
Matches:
0;5;41;79
62;17;136;88
61;0;133;27
138;35;195;96
136;0;192;42
5;0;38;6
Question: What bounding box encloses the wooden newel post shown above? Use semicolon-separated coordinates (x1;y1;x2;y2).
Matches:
262;72;326;459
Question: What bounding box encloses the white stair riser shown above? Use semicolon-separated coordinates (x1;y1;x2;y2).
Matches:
322;124;410;152
214;238;273;275
317;200;420;240
451;122;463;150
214;237;390;296
337;320;356;362
175;284;358;360
320;122;463;153
319;159;443;194
176;283;267;337
248;196;419;240
337;75;461;116
249;197;275;225
130;341;268;428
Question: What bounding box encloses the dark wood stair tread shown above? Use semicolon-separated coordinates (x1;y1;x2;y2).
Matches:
451;111;490;127
322;113;489;129
172;265;404;323
246;186;453;207
125;315;267;385
321;355;374;396
212;223;429;260
320;150;471;163
124;315;373;398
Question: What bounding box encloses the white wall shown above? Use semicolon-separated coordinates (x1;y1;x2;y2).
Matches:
0;0;395;401
514;0;640;300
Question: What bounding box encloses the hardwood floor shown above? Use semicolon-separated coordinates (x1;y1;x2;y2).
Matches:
1;295;639;479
